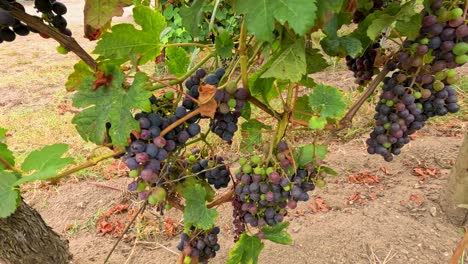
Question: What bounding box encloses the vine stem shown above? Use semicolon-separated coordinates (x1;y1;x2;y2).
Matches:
104;201;147;264
149;52;216;91
163;43;213;51
159;108;201;137
52;150;126;180
239;19;248;89
9;5;97;71
339;66;390;129
0;157;22;174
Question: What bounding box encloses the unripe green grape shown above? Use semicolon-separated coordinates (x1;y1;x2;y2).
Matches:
386;100;394;107
449;8;463;20
242;164;252;174
225;81;237;94
137;181;147;191
283;185;291;191
129;170;139;178
434;71;447;81
413;92;422;99
446;69;457;78
251;155;261;165
265;167;274;175
416;103;423;109
433;80;445;91
383;142;392;148
238;157;247;166
436;8;450;22
188;154;197;162
316;179;326;188
446;75;459;84
455;54;468;65
184;256;191;264
384;123;391;130
56;45;68;54
227;98;237;108
453;42;468;56
420;38;429;45
253;167;263;175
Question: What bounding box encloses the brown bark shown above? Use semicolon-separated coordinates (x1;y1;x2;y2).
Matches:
0;200;72;264
439;132;468;225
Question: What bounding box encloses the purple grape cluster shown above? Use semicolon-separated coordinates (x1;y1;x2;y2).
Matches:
177;227;221;264
346;42;380;85
233;142;316;229
124;93;202;200
0;2;30;43
366;0;466;161
210;87;248;142
231;195;246;242
190;153;231;189
34;0;71;36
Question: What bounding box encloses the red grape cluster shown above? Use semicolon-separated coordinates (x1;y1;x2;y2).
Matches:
346;42;380;85
188;149;231;189
177;227;221;264
366;0;466;161
233;142;316;231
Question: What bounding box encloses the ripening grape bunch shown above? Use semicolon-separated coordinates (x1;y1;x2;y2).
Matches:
346;42;380;85
366;0;466;161
188;148;231;189
177;226;221;264
33;0;71;36
124;90;202;203
232;141;316;237
0;2;30;43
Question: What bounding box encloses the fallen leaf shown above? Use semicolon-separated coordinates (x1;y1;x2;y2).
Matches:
98;220;114;235
409;194;425;206
348;172;380;184
164;218;177;237
369;192;378;200
347;192;363;204
310;197;330;213
379;166;391;175
113;204;129;214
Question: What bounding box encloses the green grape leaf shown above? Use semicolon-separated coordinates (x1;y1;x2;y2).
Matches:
241;120;272;152
294;144;328;167
248;57;277;108
183;184;218;230
241;101;252;120
367;14;396;40
84;0;132;29
262;38;306;82
72;69;151;148
94;6;166;64
0;128;14;170
215;31;234;58
179;0;208;36
320;36;341;56
308;116;327;130
308;84;346;119
234;0;317;42
293;95;313;122
340;37;362;58
306;48;328;74
261;222;293;245
65;61;95;92
165;47;189;77
15;144;74;185
316;0;346;24
395;13;422;41
317;165;338;176
175;177;215;202
0;171;20;218
226;233;264;264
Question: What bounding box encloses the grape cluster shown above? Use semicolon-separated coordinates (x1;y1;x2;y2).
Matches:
346;42;380;85
366;0;466;161
177;227;221;264
34;0;71;36
0;3;30;43
189;151;231;189
233;142;316;230
124;91;202;202
210;86;248;142
231;195;246;242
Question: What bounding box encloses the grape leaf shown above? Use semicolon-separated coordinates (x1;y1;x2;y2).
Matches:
306;48;328;74
308;84;346;119
340;37;362;58
83;0;132;29
0;138;14;171
0;171;20;218
294;144;328;167
72;69;152;148
65;61;95;92
395;13;422;41
215;31;234;58
308;116;326;130
175;177;215;203
234;0;317;42
94;6;166;64
240;101;251;120
165;47;189;77
317;165;338;176
261;222;293;245
249;60;276;108
293;95;313;122
183;184;218;231
0;127;6;138
179;0;208;36
241;120;272;152
14;144;74;185
226;233;264;264
261;38;306;82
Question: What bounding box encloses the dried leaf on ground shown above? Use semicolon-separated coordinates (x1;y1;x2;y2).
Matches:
409;194;425;206
164;218;178;237
347;192;363;204
98;220;114;235
412;166;440;183
310;197;330;213
348;172;380;184
379;166;391;175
